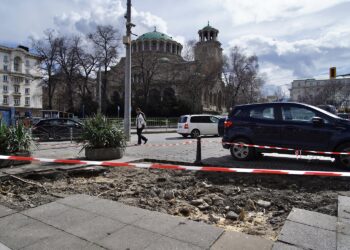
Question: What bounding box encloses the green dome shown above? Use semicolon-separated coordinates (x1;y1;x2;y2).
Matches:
137;31;174;41
201;22;218;31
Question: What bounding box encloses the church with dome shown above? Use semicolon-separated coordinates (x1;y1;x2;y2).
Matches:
106;23;226;116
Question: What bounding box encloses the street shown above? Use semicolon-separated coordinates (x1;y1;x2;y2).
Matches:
32;132;338;172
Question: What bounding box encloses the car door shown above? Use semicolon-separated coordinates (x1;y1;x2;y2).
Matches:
279;104;335;150
199;116;215;135
208;116;219;135
245;105;282;146
66;119;83;138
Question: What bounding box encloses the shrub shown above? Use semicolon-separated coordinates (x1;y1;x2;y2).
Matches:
0;123;32;154
80;114;126;149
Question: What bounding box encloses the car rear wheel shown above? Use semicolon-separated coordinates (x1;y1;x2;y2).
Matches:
230;138;255;161
190;129;200;138
335;143;350;169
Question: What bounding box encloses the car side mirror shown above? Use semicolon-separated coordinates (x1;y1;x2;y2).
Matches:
312;117;324;126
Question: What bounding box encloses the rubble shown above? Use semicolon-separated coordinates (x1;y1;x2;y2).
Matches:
0;167;349;240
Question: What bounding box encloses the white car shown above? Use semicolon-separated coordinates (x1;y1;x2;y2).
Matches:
177;114;220;138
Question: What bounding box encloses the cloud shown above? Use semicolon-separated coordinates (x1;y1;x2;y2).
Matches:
219;0;349;25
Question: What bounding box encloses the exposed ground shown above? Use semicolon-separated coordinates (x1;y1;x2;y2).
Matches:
1;165;349;241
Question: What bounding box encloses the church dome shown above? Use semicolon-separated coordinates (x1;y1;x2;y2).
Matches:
137;30;174;42
131;28;182;56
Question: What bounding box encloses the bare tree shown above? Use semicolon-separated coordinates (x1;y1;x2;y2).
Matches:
133;52;163;108
74;39;98;100
182;39;196;61
56;36;81;112
223;46;264;108
273;86;287;101
88;25;120;112
30;29;60;109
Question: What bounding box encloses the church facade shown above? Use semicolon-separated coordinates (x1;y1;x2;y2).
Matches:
106;24;226;116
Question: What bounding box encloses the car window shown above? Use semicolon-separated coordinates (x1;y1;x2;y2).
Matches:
178;116;187;123
210;116;219;123
282;106;316;122
190;116;200;123
66;120;77;125
201;116;212;123
249;106;275;120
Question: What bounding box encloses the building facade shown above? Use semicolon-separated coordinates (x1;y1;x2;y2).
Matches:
106;24;226;116
290;77;350;108
0;45;42;124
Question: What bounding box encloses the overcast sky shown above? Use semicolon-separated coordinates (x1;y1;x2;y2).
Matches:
1;0;350;92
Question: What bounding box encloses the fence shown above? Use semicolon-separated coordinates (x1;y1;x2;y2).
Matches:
80;117;179;129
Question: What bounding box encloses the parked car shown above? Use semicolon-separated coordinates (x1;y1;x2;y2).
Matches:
177;114;220;138
317;105;337;114
218;116;227;137
222;102;350;169
337;113;350;120
32;118;83;140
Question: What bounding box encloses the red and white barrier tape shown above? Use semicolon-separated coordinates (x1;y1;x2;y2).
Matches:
0;154;350;177
221;142;350;156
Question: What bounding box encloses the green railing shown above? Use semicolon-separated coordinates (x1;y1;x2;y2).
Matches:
80;117;179;129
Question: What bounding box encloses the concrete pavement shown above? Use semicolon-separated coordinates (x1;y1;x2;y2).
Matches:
0;194;273;250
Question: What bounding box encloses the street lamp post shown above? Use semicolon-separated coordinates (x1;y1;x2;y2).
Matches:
123;0;134;141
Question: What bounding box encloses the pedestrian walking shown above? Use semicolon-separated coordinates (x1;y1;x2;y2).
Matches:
136;108;148;145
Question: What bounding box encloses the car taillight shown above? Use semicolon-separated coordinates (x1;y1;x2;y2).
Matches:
224;120;233;128
184;123;189;129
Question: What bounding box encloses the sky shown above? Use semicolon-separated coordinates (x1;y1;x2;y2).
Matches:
1;0;350;94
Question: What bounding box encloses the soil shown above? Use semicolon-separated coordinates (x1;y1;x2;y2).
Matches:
1;166;349;241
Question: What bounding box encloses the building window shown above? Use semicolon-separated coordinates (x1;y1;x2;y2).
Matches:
14;57;21;72
25;88;30;95
3;85;8;93
26;60;30;67
14;77;22;84
25;79;29;84
3;96;8;105
3;75;8;82
3;55;8;63
25;69;29;74
14;85;20;94
14;97;20;106
3;65;8;71
25;97;30;106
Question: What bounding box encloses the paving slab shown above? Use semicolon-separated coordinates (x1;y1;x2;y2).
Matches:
0;219;63;249
64;215;126;242
0;213;36;236
337;233;350;250
167;219;224;248
98;225;160;250
21;231;104;250
272;242;303;250
338;195;350;220
0;242;11;250
0;205;15;218
55;194;100;208
21;201;71;221
287;208;337;231
278;220;336;250
37;207;98;231
79;198;151;224
337;218;350;236
132;210;186;235
145;236;202;250
211;231;273;250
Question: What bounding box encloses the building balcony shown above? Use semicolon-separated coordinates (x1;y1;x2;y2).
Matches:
12;92;21;96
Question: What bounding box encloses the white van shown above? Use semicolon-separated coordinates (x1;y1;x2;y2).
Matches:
177;114;220;138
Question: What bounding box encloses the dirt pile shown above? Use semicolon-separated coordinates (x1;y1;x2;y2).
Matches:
1;167;349;240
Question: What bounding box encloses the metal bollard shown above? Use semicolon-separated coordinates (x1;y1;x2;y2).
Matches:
194;136;202;165
70;127;73;143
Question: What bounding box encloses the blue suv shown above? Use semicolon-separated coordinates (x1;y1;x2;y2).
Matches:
222;102;350;169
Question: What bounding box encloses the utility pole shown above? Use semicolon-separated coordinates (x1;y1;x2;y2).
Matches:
123;0;134;140
97;65;102;114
